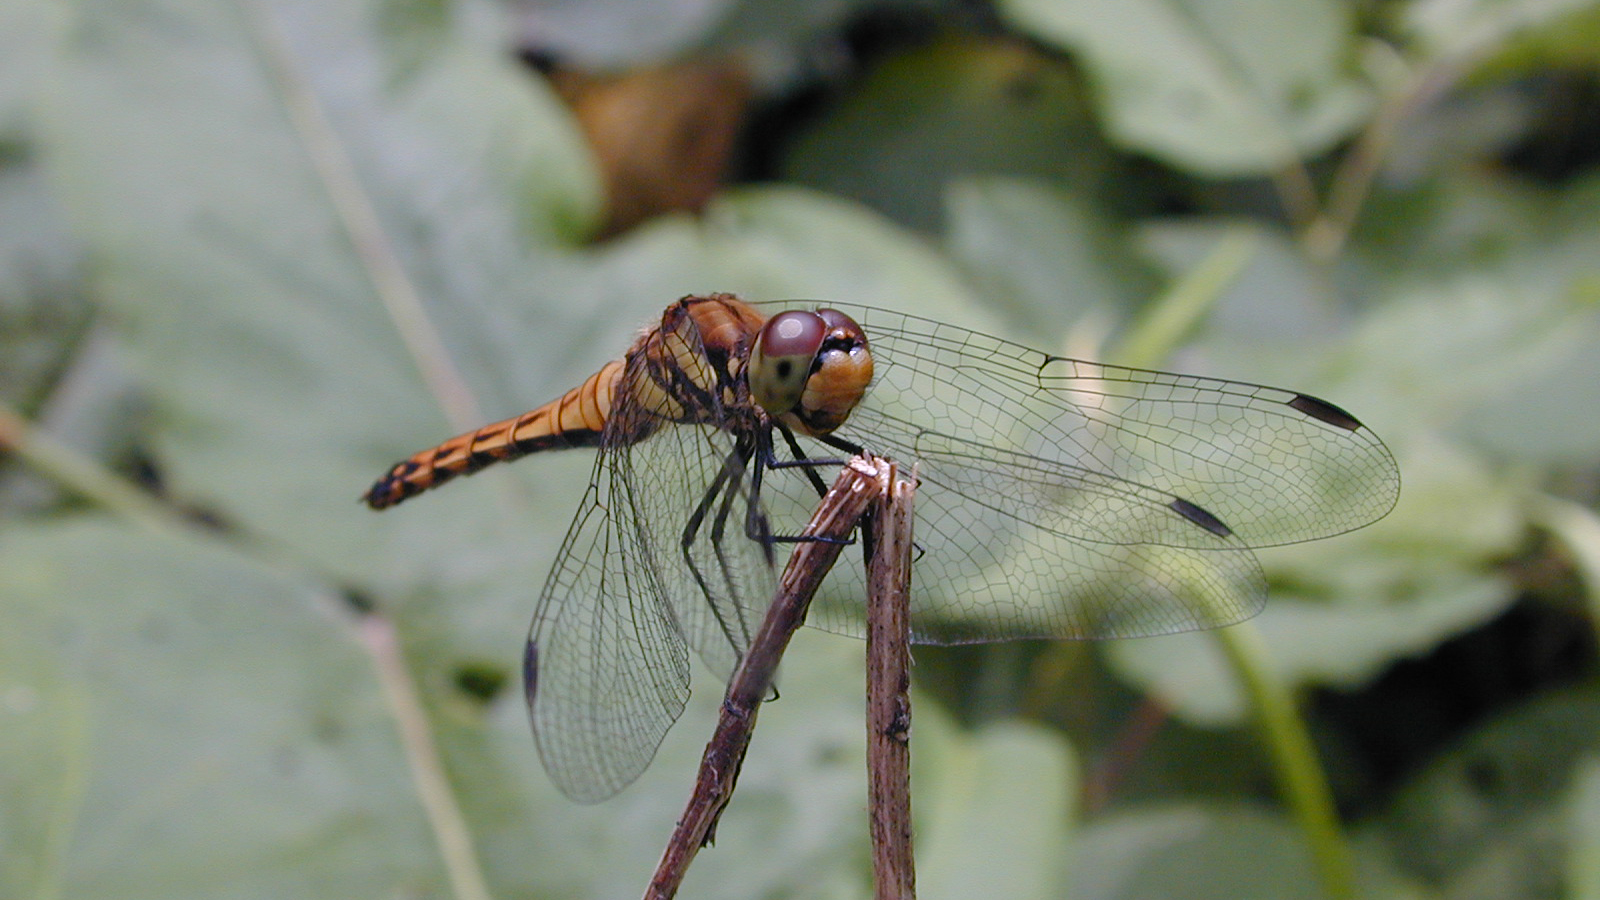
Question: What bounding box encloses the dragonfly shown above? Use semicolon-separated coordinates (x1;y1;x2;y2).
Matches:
364;293;1399;802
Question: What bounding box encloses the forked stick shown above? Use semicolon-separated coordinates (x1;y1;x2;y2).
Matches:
645;456;892;899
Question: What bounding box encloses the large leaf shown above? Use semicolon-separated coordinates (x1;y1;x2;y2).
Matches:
1400;0;1600;70
1104;267;1560;722
698;186;987;320
37;0;600;611
1347;174;1600;467
0;519;434;899
1568;757;1600;900
0;0;87;419
0;159;90;417
0;0;57;136
915;715;1077;900
0;518;935;899
942;175;1156;335
1000;0;1373;175
511;0;738;67
782;36;1117;232
593;185;993;336
468;630;889;900
1073;804;1413;900
1134;220;1343;354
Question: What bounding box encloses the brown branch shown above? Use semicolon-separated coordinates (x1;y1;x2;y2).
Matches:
866;464;916;900
645;456;891;900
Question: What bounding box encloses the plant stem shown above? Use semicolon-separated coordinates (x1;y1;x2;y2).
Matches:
0;401;183;535
1112;230;1258;370
360;614;495;900
1214;622;1355;900
244;0;484;434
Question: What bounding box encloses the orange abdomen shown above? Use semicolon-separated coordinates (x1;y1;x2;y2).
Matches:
363;360;622;509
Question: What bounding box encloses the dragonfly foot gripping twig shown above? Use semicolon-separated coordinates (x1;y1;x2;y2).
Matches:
646;456;889;898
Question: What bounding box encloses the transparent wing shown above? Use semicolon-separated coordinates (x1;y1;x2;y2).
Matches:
525;447;691;803
525;309;778;802
766;437;1271;643
755;302;1400;643
837;304;1399;546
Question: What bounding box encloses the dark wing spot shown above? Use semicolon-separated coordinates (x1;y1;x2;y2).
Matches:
1287;393;1362;431
1169;497;1233;538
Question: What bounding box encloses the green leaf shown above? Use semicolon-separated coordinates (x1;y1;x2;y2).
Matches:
0;0;57;136
1079;804;1420;899
1400;0;1600;68
942;175;1155;335
0;1;88;419
663;631;877;899
915;714;1076;900
1101;234;1600;719
999;0;1373;175
1342;173;1600;466
511;0;737;67
466;629;885;900
1341;271;1600;467
699;187;985;320
0;158;90;417
602;185;993;334
1135;220;1340;356
782;36;1116;232
36;0;600;603
0;519;434;899
0;518;937;899
1074;805;1321;900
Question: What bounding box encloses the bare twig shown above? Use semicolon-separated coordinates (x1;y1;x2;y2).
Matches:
866;464;916;900
645;456;890;899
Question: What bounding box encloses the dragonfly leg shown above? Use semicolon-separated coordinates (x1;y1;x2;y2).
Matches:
804;430;926;558
680;441;761;662
815;432;864;457
768;424;842;498
746;426;854;547
703;445;764;652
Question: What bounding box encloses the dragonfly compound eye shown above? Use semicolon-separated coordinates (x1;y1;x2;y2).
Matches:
796;308;873;435
751;310;827;417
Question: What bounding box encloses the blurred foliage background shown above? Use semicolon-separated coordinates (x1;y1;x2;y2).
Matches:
4;0;1600;897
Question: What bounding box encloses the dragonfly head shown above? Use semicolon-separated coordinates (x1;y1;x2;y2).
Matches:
750;308;873;436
